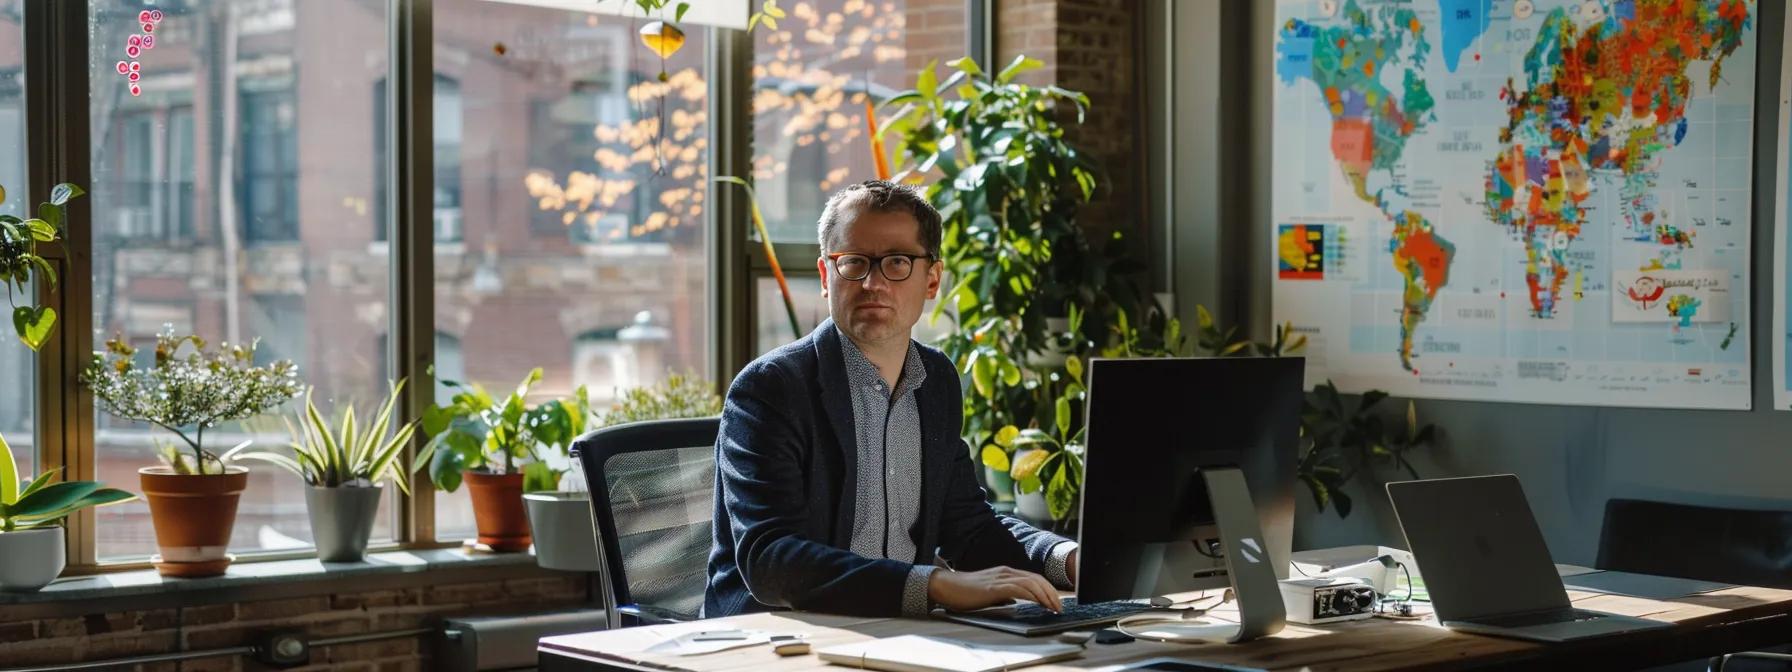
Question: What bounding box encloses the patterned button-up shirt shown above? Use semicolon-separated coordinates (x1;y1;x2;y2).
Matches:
836;330;1075;616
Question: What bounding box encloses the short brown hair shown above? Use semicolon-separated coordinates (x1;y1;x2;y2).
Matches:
816;180;942;258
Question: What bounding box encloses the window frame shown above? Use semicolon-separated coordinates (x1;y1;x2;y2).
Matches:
26;0;974;573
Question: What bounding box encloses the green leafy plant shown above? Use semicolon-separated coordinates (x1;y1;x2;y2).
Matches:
0;182;83;351
597;372;722;428
80;330;303;476
1297;381;1436;518
0;431;135;532
236;380;421;494
420;368;591;494
884;56;1150;482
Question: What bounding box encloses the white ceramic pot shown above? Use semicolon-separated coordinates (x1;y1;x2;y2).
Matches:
0;526;66;592
524;492;604;572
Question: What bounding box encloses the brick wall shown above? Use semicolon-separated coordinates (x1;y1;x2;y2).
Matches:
0;574;589;671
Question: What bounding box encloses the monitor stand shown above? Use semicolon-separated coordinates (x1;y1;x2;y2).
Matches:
1151;466;1287;643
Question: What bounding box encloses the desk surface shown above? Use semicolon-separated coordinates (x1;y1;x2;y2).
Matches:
539;583;1792;672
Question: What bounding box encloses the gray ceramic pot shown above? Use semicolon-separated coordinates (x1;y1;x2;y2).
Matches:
0;526;65;592
305;486;382;563
524;492;603;571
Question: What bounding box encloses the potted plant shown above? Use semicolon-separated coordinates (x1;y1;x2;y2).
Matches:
235;381;420;562
420;368;588;552
1;182;83;351
80;331;302;577
0;431;134;592
525;372;721;571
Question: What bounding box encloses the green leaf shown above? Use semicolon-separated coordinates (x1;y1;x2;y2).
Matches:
14;488;135;524
1065;355;1083;383
522;462;561;493
13;305;55;352
971;354;996;398
996;55;1045;84
233;451;307;480
947;57;983;77
763;0;784;18
429;436;472;493
0;431;16;506
31;209;58;238
1045;466;1075;520
674;2;690;22
1000;359;1021;387
49;183;82;207
16;468;58;503
9;481;100;518
994;425;1019;448
980;444;1010;471
1011;428;1056;450
421;404;456;437
1054;396;1071;439
917;60;938;103
1017;475;1042;494
747;13;762;31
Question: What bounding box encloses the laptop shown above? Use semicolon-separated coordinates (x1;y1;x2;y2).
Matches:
1386;474;1670;642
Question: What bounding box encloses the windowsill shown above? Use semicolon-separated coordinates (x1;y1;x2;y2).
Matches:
0;548;553;609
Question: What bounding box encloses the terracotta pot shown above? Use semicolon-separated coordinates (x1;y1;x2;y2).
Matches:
464;471;531;552
138;466;248;577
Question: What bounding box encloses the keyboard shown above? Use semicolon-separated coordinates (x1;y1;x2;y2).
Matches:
938;598;1155;636
1466;608;1608;629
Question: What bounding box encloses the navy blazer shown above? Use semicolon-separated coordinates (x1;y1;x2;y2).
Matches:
704;319;1070;618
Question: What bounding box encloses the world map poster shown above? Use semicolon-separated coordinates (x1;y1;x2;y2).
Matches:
1272;0;1756;409
1774;6;1792;410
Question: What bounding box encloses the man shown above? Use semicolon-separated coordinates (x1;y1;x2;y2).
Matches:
704;180;1078;618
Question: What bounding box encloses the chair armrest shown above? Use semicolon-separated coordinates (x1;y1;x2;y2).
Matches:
619;603;696;626
1709;651;1792;672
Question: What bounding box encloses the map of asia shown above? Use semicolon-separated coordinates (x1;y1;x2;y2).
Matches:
1272;0;1756;409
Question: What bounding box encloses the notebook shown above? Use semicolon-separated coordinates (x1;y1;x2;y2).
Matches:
816;635;1084;672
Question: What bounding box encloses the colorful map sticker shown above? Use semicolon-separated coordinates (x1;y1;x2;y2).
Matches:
1273;0;1755;410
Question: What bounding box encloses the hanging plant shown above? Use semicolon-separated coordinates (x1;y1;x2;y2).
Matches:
0;183;84;351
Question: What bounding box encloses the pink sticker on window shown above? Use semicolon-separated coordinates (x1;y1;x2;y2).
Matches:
142;35;155;49
138;9;152;23
128;72;140;82
149;9;164;22
126;45;140;58
128;61;140;72
128;34;142;47
115;61;129;75
130;84;142;96
142;22;155;33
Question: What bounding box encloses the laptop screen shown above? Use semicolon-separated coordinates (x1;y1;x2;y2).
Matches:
1386;475;1572;621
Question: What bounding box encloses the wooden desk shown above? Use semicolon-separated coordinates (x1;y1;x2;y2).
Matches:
539;584;1792;671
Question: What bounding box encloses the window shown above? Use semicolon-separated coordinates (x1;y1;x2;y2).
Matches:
432;0;714;542
746;0;966;352
374;75;463;244
239;85;299;243
749;0;963;244
0;1;28;478
89;0;394;561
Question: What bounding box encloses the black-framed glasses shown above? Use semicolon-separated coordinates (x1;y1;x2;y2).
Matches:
827;252;935;282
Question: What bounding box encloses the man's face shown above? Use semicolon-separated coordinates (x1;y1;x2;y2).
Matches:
818;209;941;348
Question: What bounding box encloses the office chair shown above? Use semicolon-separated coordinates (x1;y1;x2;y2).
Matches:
1596;498;1792;672
572;417;721;630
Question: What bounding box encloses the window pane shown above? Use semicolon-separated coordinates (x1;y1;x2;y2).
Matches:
751;0;963;243
0;0;29;479
89;0;394;561
431;1;714;543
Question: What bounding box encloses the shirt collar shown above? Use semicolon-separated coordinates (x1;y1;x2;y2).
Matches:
836;329;927;397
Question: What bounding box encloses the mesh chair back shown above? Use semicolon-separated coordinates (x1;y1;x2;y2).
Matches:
574;418;721;623
1597;498;1792;589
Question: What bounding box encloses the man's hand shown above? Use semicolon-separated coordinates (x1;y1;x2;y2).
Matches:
927;566;1064;613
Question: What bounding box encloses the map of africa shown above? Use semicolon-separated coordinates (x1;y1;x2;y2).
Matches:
1273;0;1755;409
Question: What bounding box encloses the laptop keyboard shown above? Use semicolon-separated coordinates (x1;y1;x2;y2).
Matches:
986;598;1153;628
1469;608;1607;629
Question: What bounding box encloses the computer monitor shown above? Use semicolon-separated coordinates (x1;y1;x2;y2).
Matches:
1073;356;1305;604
